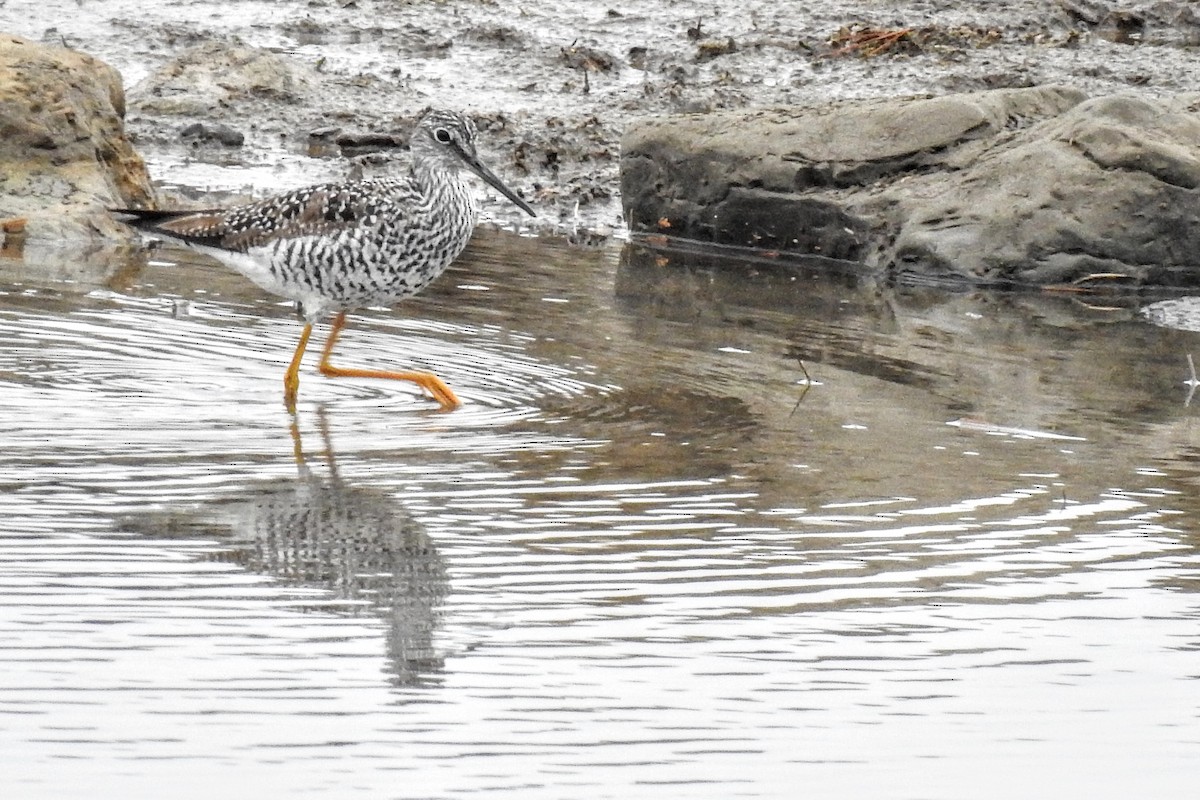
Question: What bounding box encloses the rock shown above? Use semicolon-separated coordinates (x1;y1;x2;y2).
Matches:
887;93;1200;287
0;34;154;248
334;131;404;153
308;125;344;140
620;85;1200;288
179;121;245;147
129;38;313;118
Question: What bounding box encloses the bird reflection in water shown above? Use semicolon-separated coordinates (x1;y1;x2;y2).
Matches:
213;410;449;686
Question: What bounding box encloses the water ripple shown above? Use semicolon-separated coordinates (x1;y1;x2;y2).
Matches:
2;232;1199;799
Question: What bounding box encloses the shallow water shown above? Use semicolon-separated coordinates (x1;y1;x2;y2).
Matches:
2;232;1199;799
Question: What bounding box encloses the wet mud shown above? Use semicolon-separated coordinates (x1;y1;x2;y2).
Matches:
9;0;1200;239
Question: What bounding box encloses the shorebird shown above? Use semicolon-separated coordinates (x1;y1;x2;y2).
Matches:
115;109;536;411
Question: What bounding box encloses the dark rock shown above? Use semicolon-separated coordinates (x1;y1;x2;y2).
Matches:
307;125;343;140
179;121;245;146
620;85;1200;288
334;131;403;151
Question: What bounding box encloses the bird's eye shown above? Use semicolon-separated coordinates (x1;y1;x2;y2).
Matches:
434;128;452;144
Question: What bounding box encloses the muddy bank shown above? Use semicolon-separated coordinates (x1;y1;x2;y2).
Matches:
6;0;1200;241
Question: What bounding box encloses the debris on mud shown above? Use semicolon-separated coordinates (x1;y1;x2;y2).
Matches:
8;0;1200;246
822;25;1003;59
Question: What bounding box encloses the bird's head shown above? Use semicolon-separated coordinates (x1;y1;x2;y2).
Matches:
412;109;535;217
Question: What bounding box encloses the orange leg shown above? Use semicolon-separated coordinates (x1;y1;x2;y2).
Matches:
316;311;462;410
283;322;313;413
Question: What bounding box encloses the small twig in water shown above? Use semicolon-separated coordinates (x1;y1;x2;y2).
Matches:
1185;354;1200;407
790;358;814;417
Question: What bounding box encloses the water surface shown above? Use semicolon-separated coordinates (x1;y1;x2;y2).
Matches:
1;233;1198;799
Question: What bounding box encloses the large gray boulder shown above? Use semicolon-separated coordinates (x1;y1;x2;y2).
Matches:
620;86;1200;288
0;34;154;249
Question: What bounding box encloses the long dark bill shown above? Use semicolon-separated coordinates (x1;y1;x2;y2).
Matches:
457;148;537;217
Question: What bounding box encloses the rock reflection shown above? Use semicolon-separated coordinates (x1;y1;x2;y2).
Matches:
618;237;1200;428
615;238;935;386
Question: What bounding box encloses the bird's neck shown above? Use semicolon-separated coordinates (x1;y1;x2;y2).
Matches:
412;160;478;221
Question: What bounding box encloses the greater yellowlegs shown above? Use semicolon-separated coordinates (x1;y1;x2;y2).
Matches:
115;109;536;411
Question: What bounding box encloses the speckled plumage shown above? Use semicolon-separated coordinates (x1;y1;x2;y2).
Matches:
116;109;536;410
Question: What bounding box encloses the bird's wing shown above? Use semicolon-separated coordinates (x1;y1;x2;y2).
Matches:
113;181;416;252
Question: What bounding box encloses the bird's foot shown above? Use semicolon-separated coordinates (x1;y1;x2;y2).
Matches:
317;362;462;411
